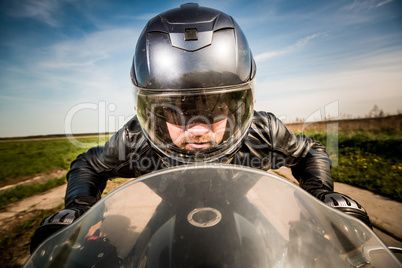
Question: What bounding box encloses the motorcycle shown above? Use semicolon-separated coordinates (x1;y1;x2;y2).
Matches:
25;164;401;267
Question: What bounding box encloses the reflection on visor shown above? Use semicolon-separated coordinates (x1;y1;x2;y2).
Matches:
163;107;229;126
149;102;230;126
139;88;250;126
135;83;254;163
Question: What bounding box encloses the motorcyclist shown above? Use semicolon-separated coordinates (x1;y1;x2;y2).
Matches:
30;3;371;253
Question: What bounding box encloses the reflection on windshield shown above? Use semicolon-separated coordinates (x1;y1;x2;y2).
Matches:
25;165;401;268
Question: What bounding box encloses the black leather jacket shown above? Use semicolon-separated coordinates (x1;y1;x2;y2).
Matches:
65;111;334;208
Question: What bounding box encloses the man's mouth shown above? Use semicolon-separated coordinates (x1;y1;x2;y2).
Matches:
186;142;211;149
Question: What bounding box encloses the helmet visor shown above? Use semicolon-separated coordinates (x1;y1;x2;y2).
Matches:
135;82;254;163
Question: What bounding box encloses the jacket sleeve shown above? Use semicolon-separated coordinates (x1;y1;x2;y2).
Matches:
266;112;334;196
65;116;147;208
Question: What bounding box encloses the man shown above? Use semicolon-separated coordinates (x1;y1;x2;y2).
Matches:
31;3;370;252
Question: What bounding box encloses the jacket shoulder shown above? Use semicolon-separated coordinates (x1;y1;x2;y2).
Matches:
100;116;150;170
252;111;279;123
123;116;145;142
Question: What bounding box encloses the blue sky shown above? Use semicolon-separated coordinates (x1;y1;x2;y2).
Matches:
0;0;401;138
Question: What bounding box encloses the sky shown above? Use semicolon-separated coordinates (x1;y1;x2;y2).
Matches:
0;0;401;138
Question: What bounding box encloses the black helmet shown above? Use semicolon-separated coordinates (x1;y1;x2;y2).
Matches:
131;3;256;164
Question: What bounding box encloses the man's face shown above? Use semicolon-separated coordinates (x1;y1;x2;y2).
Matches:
166;118;228;151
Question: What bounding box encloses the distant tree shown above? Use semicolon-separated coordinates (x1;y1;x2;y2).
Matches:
340;113;352;119
294;117;304;123
369;105;384;118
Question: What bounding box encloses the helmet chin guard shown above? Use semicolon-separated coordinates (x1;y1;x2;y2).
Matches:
131;3;256;164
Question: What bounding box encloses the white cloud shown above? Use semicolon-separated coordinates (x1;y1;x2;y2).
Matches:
342;0;393;12
376;0;394;7
6;0;63;27
254;33;322;62
0;25;140;137
254;49;402;121
38;28;137;69
28;27;139;101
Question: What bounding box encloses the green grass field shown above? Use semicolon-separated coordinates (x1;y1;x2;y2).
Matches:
0;129;401;202
0;206;63;267
304;131;402;202
0;137;107;187
0;176;67;208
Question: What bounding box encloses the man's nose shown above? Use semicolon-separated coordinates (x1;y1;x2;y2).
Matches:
186;124;209;136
